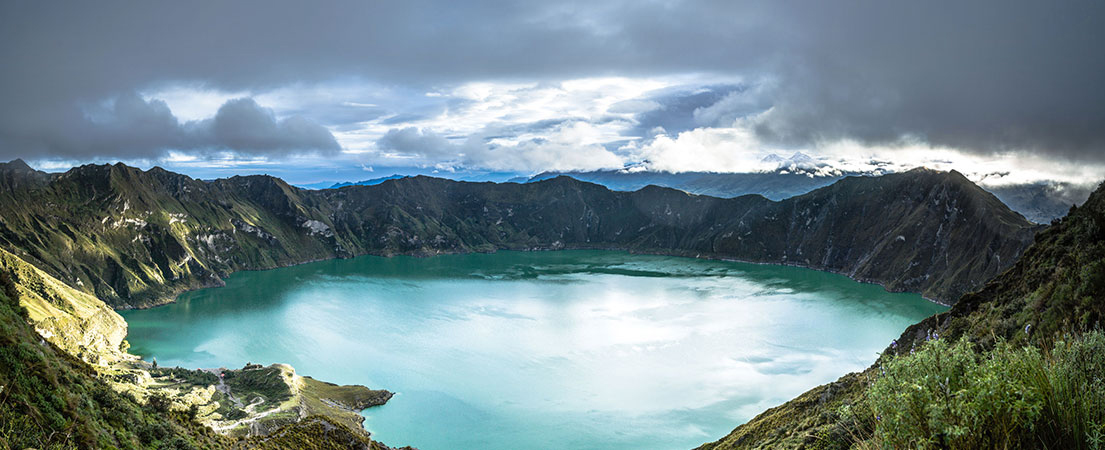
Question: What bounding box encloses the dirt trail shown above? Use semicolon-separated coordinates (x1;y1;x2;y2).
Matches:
202;368;273;433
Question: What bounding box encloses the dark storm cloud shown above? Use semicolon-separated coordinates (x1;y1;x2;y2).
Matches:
377;127;457;159
627;84;749;137
10;93;339;159
0;0;1102;161
750;1;1105;161
193;98;341;155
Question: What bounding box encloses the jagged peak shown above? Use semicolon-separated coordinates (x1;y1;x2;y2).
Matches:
528;174;612;191
66;162;119;174
0;159;47;184
892;167;975;186
527;174;581;186
635;183;692;196
2;158;33;171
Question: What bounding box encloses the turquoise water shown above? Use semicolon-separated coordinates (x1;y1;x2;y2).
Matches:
121;250;946;449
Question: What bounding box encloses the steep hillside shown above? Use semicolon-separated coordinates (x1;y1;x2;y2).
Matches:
0;270;407;450
0;246;129;364
0;162;350;308
699;180;1105;449
0;270;226;449
0;162;1037;307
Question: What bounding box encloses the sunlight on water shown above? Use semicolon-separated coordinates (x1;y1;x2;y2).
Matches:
122;250;945;450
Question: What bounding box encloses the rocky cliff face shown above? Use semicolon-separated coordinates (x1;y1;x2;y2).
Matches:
0;162;1038;308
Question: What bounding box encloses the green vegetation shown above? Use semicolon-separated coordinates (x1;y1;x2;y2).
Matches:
152;367;220;387
0;272;226;450
0;268;401;449
0;160;1073;448
297;377;394;433
223;365;293;408
701;181;1105;449
245;416;411;450
300;377;393;411
0;246;128;364
207;391;245;422
854;332;1105;449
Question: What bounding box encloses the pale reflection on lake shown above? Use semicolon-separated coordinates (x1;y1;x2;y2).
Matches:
122;250;946;450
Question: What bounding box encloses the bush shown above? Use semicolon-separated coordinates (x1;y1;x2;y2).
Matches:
146;393;173;414
864;331;1105;449
151;367;218;386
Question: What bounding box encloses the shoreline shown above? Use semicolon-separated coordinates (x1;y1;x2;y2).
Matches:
122;244;956;313
119;248;945;448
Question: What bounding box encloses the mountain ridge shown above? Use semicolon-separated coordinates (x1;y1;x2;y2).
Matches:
527;169;846;201
0;161;1038;309
528;168;1094;224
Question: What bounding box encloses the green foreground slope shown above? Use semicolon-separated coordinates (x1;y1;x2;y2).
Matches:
0;272;407;450
0;271;225;450
700;181;1105;449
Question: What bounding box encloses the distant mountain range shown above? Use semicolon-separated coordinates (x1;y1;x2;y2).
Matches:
329;174;408;188
296;171;528;190
0;159;1036;310
300;153;1092;225
528;169;845;201
986;181;1096;224
528;169;1093;224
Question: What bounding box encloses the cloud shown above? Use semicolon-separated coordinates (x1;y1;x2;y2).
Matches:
3;93;339;160
1;0;1103;168
378;122;625;172
692;83;774;128
192;98;340;155
746;2;1105;161
377;127;456;159
627;85;748;138
625;126;774;173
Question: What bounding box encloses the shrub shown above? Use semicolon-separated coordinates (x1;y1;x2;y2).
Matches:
864;331;1105;449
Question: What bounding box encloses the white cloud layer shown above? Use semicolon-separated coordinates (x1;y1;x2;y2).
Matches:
63;75;1105;186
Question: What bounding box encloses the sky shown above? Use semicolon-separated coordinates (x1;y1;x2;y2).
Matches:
1;1;1103;186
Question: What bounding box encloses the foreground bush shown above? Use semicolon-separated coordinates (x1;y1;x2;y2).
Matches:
861;332;1105;449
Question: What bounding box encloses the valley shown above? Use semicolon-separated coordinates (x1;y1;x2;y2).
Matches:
4;3;1102;449
0;161;1095;449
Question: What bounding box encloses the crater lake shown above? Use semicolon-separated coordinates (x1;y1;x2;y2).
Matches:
121;250;946;450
